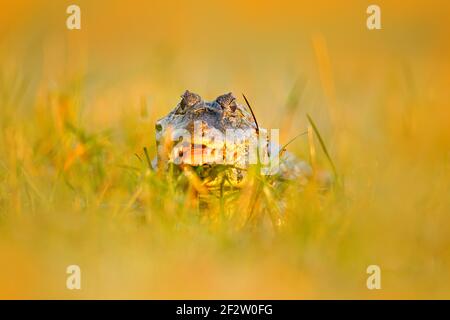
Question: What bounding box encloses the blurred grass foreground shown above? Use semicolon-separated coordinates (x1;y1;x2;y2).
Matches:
1;1;450;299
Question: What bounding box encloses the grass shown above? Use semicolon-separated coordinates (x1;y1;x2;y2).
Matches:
1;1;450;299
1;70;448;299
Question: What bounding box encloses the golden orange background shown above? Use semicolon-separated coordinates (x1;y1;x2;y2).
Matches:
0;0;450;299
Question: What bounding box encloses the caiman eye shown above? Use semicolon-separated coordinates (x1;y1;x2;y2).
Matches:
229;102;237;113
178;90;201;112
216;92;237;112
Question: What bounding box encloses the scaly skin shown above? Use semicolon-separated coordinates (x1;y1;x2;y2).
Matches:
154;90;315;191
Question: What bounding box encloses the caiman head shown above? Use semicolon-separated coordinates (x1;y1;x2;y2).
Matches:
155;90;258;170
154;90;320;192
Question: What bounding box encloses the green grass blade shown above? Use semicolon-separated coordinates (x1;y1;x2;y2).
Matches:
306;114;338;181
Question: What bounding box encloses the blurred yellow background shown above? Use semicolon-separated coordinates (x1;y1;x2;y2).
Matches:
0;0;450;299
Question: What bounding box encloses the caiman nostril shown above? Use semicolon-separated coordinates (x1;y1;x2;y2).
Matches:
155;123;163;132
